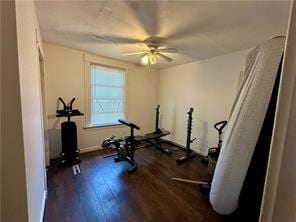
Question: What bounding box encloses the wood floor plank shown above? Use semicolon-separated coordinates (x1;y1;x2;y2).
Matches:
44;144;225;222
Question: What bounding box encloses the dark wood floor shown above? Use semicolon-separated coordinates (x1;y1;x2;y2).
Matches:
44;144;226;222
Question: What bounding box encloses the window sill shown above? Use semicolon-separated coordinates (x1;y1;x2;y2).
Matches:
83;123;124;130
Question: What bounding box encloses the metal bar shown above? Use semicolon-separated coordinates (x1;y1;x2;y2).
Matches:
171;177;208;185
103;153;118;158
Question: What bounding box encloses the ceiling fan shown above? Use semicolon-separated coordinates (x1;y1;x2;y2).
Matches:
122;43;177;65
94;35;178;66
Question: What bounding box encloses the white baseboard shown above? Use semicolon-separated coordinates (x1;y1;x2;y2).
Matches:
192;147;208;157
39;190;47;222
165;139;208;157
79;145;102;154
50;146;103;159
51;141;207;158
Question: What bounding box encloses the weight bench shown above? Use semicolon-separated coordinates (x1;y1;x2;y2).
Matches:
134;130;171;154
101;106;172;173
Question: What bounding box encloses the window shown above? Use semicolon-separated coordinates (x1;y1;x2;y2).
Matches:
89;64;125;126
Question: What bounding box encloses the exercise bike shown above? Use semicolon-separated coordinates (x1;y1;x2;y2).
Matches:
206;120;228;177
102;106;172;173
102;119;141;173
172;120;227;198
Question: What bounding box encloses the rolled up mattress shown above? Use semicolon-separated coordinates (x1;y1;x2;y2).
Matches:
209;37;285;215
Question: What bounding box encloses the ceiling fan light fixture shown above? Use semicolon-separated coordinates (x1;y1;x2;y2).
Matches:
149;53;157;65
141;54;149;65
141;53;157;65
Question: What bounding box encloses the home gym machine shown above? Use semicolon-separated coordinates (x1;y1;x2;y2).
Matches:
176;107;197;163
172;120;227;198
103;105;171;158
102;119;140;173
101;106;172;173
141;105;171;154
56;97;84;172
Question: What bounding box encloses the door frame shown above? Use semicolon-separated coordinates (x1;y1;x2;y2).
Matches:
38;47;50;166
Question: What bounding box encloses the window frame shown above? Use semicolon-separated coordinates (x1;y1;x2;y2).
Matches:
84;58;127;129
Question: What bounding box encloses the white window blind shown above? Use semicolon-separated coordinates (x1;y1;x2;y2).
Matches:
89;64;125;126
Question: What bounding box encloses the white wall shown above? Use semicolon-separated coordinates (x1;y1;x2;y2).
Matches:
158;49;249;155
1;1;29;221
44;43;159;158
15;1;47;222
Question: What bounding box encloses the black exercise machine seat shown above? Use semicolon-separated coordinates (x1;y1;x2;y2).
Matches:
118;119;140;130
134;130;170;142
56;110;84;118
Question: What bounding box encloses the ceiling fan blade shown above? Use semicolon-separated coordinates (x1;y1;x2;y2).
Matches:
93;35;143;45
93;35;117;44
122;52;146;56
136;43;151;51
125;0;159;37
157;53;173;62
157;48;178;53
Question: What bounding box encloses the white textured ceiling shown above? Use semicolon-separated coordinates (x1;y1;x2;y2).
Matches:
35;0;291;69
